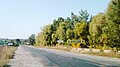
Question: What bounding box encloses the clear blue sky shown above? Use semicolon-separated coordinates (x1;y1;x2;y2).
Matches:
0;0;110;39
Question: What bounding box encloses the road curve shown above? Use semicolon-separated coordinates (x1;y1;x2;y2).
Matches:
8;45;120;67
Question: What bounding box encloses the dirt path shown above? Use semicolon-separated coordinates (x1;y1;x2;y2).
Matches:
8;46;44;67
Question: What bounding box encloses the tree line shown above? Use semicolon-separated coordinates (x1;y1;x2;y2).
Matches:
32;0;120;51
0;38;28;46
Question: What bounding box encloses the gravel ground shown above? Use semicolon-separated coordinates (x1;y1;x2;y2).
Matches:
8;45;120;67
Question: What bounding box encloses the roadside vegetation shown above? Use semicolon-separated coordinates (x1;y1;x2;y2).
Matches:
0;46;16;67
85;52;120;58
28;0;120;57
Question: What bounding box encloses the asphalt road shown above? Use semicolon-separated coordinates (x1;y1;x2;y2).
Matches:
9;45;120;67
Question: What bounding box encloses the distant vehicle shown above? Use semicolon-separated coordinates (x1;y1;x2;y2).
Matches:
7;43;14;46
26;42;30;45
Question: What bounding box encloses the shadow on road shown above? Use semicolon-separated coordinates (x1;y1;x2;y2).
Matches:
3;65;11;67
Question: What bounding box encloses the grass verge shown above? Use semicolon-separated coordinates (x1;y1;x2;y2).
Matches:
0;46;17;67
38;45;120;58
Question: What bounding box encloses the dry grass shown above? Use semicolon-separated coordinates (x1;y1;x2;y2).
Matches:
0;46;16;67
84;52;120;58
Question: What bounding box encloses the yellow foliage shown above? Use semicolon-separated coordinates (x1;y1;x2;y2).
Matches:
76;43;80;48
72;43;76;48
72;43;80;48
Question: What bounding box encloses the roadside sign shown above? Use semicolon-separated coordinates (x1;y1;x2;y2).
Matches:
67;40;80;43
57;40;64;43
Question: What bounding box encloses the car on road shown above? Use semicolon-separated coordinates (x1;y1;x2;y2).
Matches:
7;42;14;46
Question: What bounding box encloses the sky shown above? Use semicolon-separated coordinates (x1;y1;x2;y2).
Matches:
0;0;110;39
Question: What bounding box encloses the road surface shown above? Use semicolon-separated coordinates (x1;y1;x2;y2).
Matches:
8;45;120;67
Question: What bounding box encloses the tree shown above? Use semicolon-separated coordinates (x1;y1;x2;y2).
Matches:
28;34;35;45
39;24;54;46
51;33;57;45
74;21;86;39
65;17;74;30
107;0;120;24
56;22;67;42
14;39;21;46
89;13;107;49
36;32;46;46
106;0;120;50
71;12;79;23
79;10;90;22
66;29;74;40
73;21;88;48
